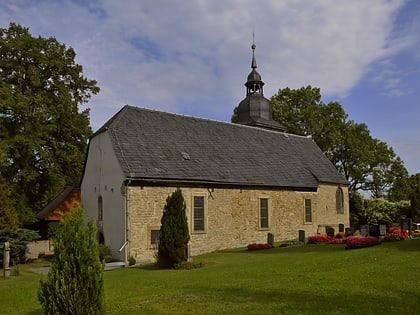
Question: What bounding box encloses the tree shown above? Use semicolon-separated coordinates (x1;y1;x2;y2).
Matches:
0;23;99;223
409;174;420;221
269;86;408;198
38;205;104;315
157;188;190;268
0;174;18;229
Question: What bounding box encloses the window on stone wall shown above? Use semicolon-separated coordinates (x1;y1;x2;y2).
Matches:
260;198;269;229
98;195;103;221
150;230;160;247
336;188;344;214
304;199;312;223
193;196;205;232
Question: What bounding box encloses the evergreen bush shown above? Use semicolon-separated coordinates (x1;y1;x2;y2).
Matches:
0;228;40;266
38;206;105;315
157;188;190;268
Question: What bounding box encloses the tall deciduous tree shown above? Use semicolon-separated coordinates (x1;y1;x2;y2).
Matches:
0;174;18;229
0;23;99;223
269;86;408;198
157;188;190;268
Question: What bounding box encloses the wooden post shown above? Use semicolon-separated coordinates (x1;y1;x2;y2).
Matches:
3;241;10;278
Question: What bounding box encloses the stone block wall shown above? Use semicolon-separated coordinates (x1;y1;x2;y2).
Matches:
26;240;54;260
127;184;349;261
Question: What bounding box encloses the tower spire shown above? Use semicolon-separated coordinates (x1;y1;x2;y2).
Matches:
234;35;287;132
251;32;257;69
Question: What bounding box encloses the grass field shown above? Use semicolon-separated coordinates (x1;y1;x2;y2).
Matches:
1;238;419;314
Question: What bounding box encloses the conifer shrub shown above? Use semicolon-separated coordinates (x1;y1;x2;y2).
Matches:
157;188;190;268
38;205;105;315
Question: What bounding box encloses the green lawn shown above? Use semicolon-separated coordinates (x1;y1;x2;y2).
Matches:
1;238;420;314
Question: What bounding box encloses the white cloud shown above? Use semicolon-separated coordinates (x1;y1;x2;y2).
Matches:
0;0;413;130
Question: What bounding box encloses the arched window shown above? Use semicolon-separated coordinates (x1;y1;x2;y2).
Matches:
336;188;344;214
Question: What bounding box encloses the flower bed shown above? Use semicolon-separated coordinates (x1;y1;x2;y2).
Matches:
345;236;380;249
329;238;346;244
247;243;273;250
308;234;333;244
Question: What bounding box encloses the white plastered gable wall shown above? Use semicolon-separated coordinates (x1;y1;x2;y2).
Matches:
80;131;127;262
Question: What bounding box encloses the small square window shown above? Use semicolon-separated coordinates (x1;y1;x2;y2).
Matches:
150;230;160;246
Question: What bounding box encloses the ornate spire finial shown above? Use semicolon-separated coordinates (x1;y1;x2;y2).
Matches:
251;32;257;69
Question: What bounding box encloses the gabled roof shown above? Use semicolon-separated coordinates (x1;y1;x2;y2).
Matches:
95;105;348;190
36;186;80;220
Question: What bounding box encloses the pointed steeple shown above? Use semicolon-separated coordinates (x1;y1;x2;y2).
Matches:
235;39;287;132
246;41;264;96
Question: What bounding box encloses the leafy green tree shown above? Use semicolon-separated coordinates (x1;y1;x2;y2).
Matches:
0;23;99;223
409;174;420;221
157;188;190;268
38;206;104;315
268;86;408;198
0;174;18;229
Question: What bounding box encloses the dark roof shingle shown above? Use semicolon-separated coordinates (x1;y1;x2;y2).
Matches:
96;105;348;189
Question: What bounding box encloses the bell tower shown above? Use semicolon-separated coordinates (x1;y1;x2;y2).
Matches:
235;39;286;132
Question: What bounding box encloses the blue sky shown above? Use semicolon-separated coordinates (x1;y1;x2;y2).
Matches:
2;0;419;174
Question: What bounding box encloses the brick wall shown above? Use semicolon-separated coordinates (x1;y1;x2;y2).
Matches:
127;184;349;261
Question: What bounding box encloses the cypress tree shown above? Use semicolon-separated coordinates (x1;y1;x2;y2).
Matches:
38;205;105;315
157;188;190;268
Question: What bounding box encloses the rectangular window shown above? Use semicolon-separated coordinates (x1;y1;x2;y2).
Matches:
304;199;312;223
150;230;160;246
98;196;103;221
336;188;344;214
193;196;205;232
260;198;269;229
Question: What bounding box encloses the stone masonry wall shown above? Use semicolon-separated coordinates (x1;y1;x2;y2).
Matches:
127;184;349;262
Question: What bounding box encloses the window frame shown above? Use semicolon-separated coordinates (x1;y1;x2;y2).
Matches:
304;198;312;224
259;197;269;230
150;229;160;248
336;187;344;214
192;195;206;233
97;195;103;221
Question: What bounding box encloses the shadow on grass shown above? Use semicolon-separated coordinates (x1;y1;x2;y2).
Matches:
386;237;420;252
221;243;347;255
25;309;43;315
213;285;416;314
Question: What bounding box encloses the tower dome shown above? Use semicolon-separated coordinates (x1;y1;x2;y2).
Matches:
235;42;286;132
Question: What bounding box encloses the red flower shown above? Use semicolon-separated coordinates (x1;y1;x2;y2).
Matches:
345;236;380;249
247;243;273;250
308;234;333;244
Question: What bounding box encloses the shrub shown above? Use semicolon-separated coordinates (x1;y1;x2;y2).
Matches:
308;234;333;244
247;243;273;250
345;236;380;249
38;206;105;315
329;238;346;244
383;228;408;242
0;228;40;266
157;188;190;269
97;243;111;262
128;256;136;266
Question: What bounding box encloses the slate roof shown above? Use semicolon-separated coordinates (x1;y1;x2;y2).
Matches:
95;105;348;190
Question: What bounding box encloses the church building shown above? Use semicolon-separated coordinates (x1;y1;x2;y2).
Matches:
80;44;349;263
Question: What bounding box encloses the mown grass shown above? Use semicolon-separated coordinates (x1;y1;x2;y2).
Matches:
1;238;419;314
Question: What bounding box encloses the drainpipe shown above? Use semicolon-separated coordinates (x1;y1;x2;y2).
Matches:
122;177;132;265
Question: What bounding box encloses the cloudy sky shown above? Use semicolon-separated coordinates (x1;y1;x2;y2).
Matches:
2;0;419;174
